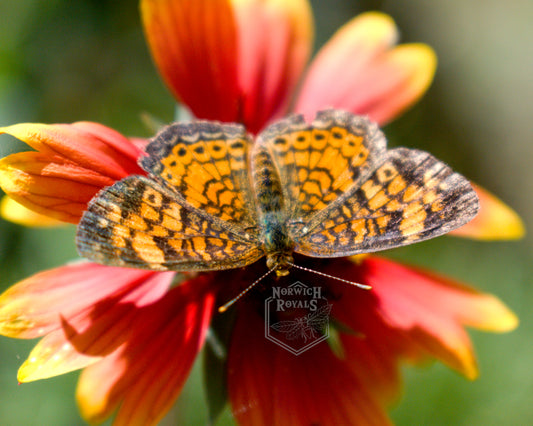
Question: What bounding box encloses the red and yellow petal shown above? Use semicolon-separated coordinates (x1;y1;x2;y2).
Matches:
295;12;436;125
0;122;142;179
17;328;102;383
17;273;175;384
76;276;215;426
355;257;518;379
232;0;313;133
141;0;241;123
0;151;115;223
227;295;393;425
451;184;525;240
0;122;144;224
141;0;313;133
0;262;173;339
331;292;414;407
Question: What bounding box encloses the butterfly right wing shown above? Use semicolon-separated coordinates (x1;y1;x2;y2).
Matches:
293;148;479;257
76;175;264;271
255;110;386;233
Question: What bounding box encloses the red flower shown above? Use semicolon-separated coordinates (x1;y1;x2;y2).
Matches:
227;257;516;425
0;1;522;425
0;263;214;424
0;256;516;424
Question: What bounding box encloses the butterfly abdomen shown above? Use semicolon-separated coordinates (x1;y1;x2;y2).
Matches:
252;147;284;213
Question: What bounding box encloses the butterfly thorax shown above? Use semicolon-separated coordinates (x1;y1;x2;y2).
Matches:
253;146;294;276
262;212;294;276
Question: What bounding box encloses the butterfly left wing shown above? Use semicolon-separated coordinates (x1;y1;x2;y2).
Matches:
293;148;479;257
141;120;258;230
77;120;265;272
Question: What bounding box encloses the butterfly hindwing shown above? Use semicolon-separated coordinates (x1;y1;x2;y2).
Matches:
76;175;264;271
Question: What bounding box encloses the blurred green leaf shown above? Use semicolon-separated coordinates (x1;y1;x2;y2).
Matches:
203;334;229;425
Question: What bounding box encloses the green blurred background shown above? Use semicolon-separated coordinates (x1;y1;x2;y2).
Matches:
0;0;532;425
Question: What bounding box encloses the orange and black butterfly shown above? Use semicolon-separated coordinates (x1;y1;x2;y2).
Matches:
77;109;478;278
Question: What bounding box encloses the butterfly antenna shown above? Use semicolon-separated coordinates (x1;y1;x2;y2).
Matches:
218;267;277;313
287;262;372;290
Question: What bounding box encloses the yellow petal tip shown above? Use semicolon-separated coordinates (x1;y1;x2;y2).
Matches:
390;43;438;99
1;196;64;227
452;185;526;240
17;362;33;383
486;306;520;333
477;197;526;241
357;11;396;31
348;11;398;46
469;294;519;333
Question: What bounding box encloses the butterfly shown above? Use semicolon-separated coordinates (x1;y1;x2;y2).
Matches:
76;109;479;279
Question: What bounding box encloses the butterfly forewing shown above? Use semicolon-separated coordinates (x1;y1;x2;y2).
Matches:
141;121;258;230
257;110;386;230
294;148;479;257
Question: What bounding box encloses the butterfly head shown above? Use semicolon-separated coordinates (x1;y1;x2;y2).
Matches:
266;252;294;277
